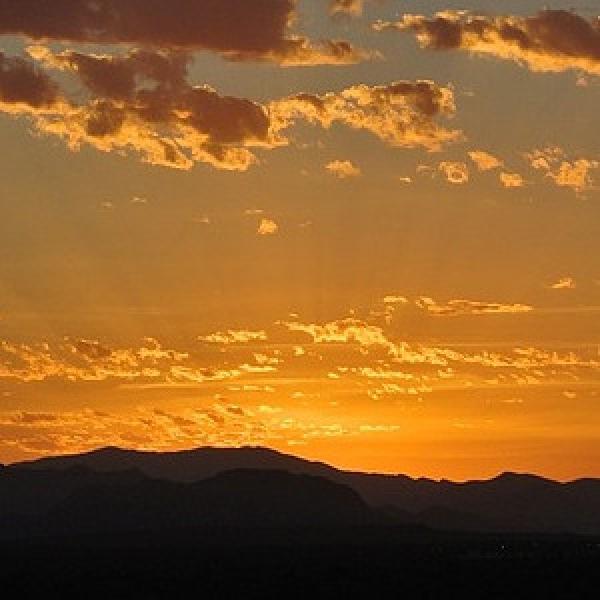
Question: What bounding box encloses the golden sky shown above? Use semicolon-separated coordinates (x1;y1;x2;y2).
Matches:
0;0;599;480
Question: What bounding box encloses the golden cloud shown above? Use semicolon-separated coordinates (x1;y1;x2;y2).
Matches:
271;80;462;152
526;147;599;192
0;337;259;384
438;160;469;184
258;218;279;235
198;330;268;344
280;315;600;373
416;297;534;317
0;49;462;171
325;159;362;178
377;10;600;77
499;171;524;188
468;150;503;172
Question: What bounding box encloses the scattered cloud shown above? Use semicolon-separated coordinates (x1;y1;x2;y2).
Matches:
325;159;361;178
526;147;599;193
438;161;469;184
376;10;600;77
549;160;598;192
499;171;524;188
258;218;279;235
0;401;401;458
1;303;599;460
0;337;248;384
198;330;268;344
280;315;600;373
469;150;503;172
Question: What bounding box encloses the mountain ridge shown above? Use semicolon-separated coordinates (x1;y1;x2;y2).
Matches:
5;445;600;535
13;444;590;484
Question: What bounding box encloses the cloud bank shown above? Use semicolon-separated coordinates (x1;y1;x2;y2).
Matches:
0;48;462;171
0;0;371;66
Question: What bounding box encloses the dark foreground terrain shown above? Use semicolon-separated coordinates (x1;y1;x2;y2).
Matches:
3;447;600;597
2;531;599;599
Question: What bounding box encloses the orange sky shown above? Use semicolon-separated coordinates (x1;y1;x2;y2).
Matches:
0;0;599;480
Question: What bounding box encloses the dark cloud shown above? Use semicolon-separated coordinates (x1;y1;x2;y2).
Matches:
0;0;371;65
25;47;276;170
376;10;600;76
0;0;295;51
0;51;58;108
0;47;459;170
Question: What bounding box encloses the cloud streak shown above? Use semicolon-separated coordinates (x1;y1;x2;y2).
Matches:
416;297;534;317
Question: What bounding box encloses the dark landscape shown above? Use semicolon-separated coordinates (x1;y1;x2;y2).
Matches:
2;446;599;597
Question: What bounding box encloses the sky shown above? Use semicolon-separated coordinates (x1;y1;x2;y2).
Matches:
0;0;599;481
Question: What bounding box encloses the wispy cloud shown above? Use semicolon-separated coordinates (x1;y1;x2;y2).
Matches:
549;277;577;290
416;297;534;317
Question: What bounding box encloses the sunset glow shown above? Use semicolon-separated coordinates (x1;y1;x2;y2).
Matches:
1;0;599;481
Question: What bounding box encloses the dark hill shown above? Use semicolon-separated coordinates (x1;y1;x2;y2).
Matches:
0;467;376;540
14;445;336;481
10;446;600;535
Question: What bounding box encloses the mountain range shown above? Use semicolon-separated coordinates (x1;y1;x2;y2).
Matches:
2;446;600;537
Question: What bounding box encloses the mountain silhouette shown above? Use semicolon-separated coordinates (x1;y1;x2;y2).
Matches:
1;467;379;540
7;446;600;535
13;445;336;481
